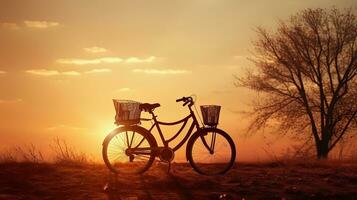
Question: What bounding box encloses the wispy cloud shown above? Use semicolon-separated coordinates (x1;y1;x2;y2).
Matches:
61;71;81;76
0;98;23;104
0;70;7;74
1;22;20;30
46;124;86;131
132;68;191;75
117;87;131;92
85;68;112;74
84;46;108;53
57;56;156;65
2;21;60;30
57;57;123;65
126;56;156;63
24;20;59;29
26;69;81;76
26;69;59;76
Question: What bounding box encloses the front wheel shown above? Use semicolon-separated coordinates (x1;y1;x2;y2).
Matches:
186;128;236;175
102;126;157;174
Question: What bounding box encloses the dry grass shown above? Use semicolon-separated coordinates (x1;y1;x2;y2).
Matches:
0;144;44;163
0;138;91;165
0;161;355;199
0;149;17;163
50;137;91;166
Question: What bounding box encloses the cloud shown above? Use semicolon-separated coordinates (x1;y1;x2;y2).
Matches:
2;21;60;30
26;69;59;76
117;88;130;92
26;69;81;76
85;68;112;74
24;20;59;28
132;68;191;75
57;57;123;65
126;56;156;63
1;22;20;30
0;98;23;104
0;70;7;74
26;69;113;76
84;46;108;53
100;57;123;63
46;124;86;131
56;56;156;65
57;59;101;65
61;71;81;76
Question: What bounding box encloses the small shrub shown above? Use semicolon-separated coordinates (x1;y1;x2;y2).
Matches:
0;144;44;163
0;149;18;163
15;144;44;163
50;137;91;166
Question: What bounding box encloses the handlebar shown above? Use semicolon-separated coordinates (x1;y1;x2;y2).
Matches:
176;96;193;107
176;97;186;102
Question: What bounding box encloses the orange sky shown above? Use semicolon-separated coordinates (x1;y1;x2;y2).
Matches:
0;0;355;162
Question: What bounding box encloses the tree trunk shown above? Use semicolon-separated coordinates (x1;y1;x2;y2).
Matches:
317;140;329;159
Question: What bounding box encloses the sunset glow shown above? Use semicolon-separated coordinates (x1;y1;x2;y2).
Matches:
0;0;355;162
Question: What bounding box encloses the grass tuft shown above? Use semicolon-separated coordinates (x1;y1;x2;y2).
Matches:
50;137;91;166
0;144;44;163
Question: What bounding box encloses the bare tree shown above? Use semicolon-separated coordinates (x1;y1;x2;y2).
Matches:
237;8;357;159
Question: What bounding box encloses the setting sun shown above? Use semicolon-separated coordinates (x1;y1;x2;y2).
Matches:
0;0;356;199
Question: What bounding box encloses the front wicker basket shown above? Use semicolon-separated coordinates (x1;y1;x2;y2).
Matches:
200;105;221;127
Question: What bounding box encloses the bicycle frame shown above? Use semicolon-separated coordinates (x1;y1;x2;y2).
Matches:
145;105;201;152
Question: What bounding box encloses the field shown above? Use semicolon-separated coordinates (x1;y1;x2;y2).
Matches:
0;161;356;200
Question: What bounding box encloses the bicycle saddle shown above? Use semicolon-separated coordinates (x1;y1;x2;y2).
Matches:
140;103;160;112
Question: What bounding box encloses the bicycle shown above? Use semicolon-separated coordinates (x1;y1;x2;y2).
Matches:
102;96;236;175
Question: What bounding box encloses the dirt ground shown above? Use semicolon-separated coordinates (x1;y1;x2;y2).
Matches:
0;161;356;200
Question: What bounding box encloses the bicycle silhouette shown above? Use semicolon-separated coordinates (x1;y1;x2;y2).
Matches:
102;96;236;175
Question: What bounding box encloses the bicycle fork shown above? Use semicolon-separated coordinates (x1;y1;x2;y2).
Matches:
200;130;217;154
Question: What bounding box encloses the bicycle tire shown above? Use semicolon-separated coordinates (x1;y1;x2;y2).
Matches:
102;125;157;174
186;128;236;175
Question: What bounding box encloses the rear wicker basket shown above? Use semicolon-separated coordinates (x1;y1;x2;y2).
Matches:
113;100;141;125
200;105;221;127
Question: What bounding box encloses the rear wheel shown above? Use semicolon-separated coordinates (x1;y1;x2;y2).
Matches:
187;128;236;175
102;126;157;174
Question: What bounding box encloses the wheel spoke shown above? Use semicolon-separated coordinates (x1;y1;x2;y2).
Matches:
111;154;126;162
134;137;145;148
104;128;154;175
135;155;151;160
114;135;121;148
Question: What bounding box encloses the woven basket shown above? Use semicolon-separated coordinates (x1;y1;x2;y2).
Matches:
200;105;221;126
113;100;141;125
